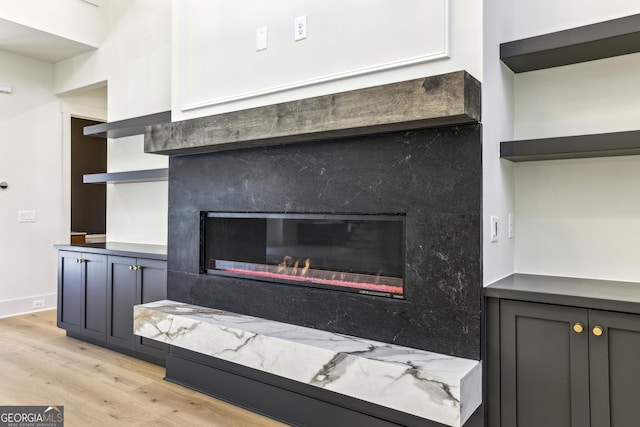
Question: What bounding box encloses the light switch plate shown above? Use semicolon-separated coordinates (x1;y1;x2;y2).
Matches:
490;216;498;242
0;82;12;94
18;210;36;223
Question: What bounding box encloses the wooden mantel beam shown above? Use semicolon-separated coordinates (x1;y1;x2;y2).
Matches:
145;71;480;156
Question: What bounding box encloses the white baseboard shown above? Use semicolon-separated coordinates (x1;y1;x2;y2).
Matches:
0;293;57;319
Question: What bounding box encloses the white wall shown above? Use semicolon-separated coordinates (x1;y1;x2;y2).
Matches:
513;0;640;39
512;3;640;282
514;53;640;140
515;156;640;281
481;0;516;285
173;0;483;120
53;0;481;245
0;0;103;46
0;51;64;316
54;0;171;245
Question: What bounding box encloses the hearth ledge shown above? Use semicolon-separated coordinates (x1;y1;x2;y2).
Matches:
134;300;481;427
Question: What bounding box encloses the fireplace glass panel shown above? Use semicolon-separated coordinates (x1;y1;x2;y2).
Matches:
202;213;405;298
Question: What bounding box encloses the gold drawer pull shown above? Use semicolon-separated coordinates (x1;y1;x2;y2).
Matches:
573;323;584;333
592;326;604;337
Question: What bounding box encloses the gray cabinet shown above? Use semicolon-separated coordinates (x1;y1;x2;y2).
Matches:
81;252;108;341
107;256;138;349
57;251;83;333
134;257;168;359
57;251;107;341
589;310;640;427
56;245;167;365
497;299;640;427
107;255;168;359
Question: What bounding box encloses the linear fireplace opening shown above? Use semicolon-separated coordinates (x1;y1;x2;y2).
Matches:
200;212;406;298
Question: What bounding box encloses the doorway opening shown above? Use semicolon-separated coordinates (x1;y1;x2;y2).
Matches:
71;117;106;243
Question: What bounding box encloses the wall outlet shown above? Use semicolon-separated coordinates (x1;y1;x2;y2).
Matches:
256;26;268;51
294;16;307;41
32;299;45;309
18;210;36;223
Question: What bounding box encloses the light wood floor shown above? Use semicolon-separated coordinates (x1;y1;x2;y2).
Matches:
0;310;286;426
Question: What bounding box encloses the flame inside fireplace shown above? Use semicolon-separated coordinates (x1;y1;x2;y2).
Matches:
202;212;405;298
214;256;403;297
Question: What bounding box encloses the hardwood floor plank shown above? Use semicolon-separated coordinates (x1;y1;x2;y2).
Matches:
0;310;286;427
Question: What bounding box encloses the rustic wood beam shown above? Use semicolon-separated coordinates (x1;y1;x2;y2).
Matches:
145;71;480;156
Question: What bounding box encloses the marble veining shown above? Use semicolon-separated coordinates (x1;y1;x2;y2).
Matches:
135;300;481;427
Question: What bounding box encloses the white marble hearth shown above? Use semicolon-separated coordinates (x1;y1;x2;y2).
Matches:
134;300;481;427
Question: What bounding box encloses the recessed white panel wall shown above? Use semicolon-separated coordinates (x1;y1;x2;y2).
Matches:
106;180;169;245
515;156;640;281
514;53;640;140
512;4;640;282
173;0;482;120
106;135;168;244
0;51;63;316
180;0;447;111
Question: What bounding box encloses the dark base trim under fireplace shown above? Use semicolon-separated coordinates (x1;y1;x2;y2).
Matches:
151;71;482;426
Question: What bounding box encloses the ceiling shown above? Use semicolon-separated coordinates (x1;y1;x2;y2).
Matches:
0;17;97;63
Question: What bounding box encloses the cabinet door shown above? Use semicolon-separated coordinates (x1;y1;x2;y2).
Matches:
57;251;83;333
80;253;107;341
107;256;137;349
134;258;168;359
589;310;640;427
500;300;590;427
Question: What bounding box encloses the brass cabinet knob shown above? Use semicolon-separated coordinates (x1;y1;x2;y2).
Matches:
573;323;584;333
129;265;141;271
592;326;604;336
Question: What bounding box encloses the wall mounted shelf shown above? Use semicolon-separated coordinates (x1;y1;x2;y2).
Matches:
84;111;171;138
500;130;640;162
83;168;168;184
500;14;640;73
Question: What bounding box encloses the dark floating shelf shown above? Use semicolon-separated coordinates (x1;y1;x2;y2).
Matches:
501;130;640;162
83;168;168;184
84;111;171;138
500;14;640;73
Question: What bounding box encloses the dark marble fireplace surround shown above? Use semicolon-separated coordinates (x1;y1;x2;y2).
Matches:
166;121;482;360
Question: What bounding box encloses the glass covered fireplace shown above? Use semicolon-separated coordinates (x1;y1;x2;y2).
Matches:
201;212;406;298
